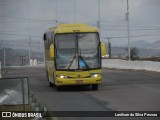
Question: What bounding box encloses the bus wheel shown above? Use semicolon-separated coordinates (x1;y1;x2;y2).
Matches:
46;70;49;81
49;82;54;87
92;84;98;90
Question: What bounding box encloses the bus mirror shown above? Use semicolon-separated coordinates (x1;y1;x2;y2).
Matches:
101;42;106;57
43;34;46;41
50;44;54;58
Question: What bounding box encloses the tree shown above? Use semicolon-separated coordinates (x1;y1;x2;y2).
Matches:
125;47;139;60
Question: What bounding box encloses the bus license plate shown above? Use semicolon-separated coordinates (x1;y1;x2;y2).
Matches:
76;80;83;84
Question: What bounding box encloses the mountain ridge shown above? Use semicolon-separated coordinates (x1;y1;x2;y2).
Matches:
114;40;160;49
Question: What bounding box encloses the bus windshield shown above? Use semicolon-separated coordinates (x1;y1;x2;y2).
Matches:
55;33;100;70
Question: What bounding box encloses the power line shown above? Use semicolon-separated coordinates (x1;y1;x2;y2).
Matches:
101;25;160;30
100;22;160;28
0;29;160;39
102;33;160;39
0;38;42;41
101;27;160;31
0;26;29;30
0;32;42;37
0;20;56;23
0;20;63;31
0;40;44;45
0;43;44;47
0;16;57;21
0;21;54;32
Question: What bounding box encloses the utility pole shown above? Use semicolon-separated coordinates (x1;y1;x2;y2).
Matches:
28;36;31;65
74;0;76;23
3;40;6;67
126;0;131;60
97;0;101;35
42;1;45;64
43;4;44;30
38;42;40;52
28;0;31;65
37;42;40;64
0;1;8;67
56;0;58;25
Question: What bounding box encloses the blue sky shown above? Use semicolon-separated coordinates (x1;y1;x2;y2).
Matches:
0;0;160;47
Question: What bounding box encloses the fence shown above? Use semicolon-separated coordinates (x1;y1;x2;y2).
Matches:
102;59;160;72
0;77;29;106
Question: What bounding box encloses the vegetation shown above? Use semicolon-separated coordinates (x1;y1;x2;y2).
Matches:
125;47;139;60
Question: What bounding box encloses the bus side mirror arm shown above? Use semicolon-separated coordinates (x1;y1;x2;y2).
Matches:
43;34;46;41
100;42;107;58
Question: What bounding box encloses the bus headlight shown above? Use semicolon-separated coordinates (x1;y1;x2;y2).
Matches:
58;75;67;78
91;74;100;77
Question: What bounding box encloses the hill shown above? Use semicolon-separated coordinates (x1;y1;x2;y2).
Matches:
149;40;160;49
130;40;150;48
0;48;44;66
109;46;160;58
0;48;21;66
120;40;160;49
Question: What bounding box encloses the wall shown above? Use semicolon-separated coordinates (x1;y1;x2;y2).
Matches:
102;59;160;72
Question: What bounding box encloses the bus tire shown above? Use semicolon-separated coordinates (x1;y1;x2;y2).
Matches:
56;86;62;91
46;70;49;81
92;84;98;90
52;75;55;87
49;82;54;87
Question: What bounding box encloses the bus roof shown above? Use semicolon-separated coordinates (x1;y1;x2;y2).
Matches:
47;23;98;34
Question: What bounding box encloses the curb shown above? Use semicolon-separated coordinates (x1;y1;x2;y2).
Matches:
29;90;58;120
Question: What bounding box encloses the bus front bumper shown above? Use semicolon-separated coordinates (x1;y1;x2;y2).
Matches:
55;77;101;86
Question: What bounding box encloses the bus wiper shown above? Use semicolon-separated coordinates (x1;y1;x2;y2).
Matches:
79;50;90;69
68;55;76;69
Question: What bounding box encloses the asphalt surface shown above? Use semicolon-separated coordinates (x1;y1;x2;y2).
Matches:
5;67;160;120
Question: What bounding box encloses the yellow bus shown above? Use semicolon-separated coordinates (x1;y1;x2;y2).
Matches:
43;23;106;90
